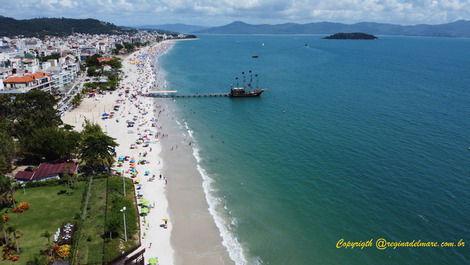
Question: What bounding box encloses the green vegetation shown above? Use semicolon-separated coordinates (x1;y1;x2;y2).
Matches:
1;182;87;265
39;53;60;62
80;122;118;174
0;89;61;166
0;16;133;38
85;54;101;68
73;176;139;264
72;177;106;264
21;127;81;161
113;42;147;54
0;90;118;170
0;175;15;209
70;93;82;108
104;176;139;263
0;130;15;174
323;32;378;40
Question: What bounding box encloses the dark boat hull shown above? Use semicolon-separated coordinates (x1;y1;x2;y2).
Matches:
229;89;264;97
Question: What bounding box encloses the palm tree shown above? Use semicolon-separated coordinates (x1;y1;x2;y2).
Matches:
41;230;51;245
0;218;8;244
0;175;14;208
7;226;20;253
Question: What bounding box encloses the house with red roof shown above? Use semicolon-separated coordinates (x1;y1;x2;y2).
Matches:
2;71;53;93
15;162;78;182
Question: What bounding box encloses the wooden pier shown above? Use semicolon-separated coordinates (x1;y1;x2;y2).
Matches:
144;92;229;98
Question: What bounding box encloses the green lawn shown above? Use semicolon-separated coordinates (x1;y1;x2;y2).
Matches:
73;177;107;265
103;176;140;263
2;183;86;265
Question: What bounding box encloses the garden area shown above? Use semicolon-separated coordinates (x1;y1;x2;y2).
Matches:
72;176;139;264
1;182;87;264
71;177;107;264
103;176;139;263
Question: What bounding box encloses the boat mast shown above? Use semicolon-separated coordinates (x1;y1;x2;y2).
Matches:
255;74;259;89
235;77;239;87
249;70;253;88
242;72;246;89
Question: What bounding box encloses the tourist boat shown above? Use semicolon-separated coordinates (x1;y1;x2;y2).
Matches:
229;87;264;97
229;71;265;98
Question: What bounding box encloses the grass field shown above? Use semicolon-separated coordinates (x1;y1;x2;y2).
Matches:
103;176;140;263
73;177;107;265
2;183;86;265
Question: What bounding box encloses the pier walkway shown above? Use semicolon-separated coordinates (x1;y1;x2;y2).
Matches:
143;92;229;98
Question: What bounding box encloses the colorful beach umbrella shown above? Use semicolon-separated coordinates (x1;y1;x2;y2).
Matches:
141;208;149;214
149;257;158;265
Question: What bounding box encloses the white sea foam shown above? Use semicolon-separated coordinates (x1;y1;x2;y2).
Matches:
182;120;249;265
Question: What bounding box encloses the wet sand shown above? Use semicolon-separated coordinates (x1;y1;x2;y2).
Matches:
158;101;234;265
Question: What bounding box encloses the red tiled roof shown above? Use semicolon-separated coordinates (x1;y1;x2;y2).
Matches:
4;72;52;83
34;162;77;178
15;171;34;181
4;75;35;83
30;72;52;79
98;57;113;63
14;162;78;181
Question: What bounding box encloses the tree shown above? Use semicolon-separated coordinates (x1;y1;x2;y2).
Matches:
21;127;81;161
11;90;61;140
70;93;82;107
85;54;101;67
6;226;20;253
0;130;15;174
0;216;9;245
21;127;80;161
0;175;14;209
80;122;118;173
106;58;122;70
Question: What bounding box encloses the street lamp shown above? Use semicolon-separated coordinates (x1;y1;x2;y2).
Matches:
120;207;127;242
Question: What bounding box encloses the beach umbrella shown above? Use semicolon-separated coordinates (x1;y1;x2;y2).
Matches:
102;113;109;116
145;170;150;175
116;168;122;173
134;179;140;183
130;159;136;163
141;208;149;214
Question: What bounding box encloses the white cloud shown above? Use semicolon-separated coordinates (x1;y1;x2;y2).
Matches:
1;0;469;25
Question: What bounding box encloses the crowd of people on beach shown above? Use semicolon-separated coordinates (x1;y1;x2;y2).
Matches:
98;41;176;264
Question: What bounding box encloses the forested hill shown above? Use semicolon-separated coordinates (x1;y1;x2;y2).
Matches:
0;16;132;37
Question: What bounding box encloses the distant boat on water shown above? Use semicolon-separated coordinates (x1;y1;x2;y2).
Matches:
252;55;259;58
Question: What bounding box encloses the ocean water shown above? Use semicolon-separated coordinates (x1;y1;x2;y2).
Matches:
159;35;470;265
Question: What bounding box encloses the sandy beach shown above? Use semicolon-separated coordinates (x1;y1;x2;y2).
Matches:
62;41;233;265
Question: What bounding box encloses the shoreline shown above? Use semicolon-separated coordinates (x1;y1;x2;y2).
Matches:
62;42;175;264
62;40;235;265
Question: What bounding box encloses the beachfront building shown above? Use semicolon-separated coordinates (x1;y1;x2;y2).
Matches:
2;71;53;93
15;162;78;182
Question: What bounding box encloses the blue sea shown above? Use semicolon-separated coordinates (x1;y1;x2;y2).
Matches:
160;35;470;265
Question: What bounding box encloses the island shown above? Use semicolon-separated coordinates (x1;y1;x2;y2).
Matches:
323;32;378;40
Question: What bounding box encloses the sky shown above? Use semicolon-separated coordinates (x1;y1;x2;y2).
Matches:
0;0;469;26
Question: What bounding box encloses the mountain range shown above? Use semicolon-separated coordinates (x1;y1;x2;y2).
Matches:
136;23;207;33
0;16;131;37
196;20;470;37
